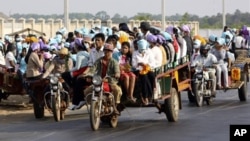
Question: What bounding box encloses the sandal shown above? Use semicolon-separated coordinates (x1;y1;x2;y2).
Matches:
127;97;136;102
142;98;149;106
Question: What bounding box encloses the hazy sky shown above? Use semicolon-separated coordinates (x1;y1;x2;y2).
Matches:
1;0;250;17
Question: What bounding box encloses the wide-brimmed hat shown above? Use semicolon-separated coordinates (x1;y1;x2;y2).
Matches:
59;47;69;55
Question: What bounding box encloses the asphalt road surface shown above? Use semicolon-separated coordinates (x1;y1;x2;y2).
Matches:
0;88;250;141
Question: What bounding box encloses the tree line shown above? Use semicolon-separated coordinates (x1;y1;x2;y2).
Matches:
9;9;250;29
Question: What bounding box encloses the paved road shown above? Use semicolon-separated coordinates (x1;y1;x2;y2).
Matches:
0;89;250;141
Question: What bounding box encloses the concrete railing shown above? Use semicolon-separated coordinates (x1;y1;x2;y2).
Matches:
0;18;199;38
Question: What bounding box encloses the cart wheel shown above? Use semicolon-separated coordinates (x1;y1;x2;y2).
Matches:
164;88;179;122
238;73;247;101
33;100;44;119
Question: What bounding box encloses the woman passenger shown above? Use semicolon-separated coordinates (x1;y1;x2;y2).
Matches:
62;38;90;110
113;41;136;102
5;43;17;73
211;38;229;89
132;39;156;105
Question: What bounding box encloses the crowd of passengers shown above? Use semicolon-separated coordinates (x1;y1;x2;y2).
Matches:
0;22;248;110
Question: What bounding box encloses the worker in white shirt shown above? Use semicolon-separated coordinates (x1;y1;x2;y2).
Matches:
146;34;163;68
132;39;155;105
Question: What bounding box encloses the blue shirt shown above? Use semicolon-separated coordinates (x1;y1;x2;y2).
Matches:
18;57;27;74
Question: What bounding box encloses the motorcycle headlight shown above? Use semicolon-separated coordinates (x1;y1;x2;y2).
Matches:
55;73;61;77
195;66;203;73
92;75;102;85
50;76;59;84
52;85;58;90
94;86;101;92
196;74;203;79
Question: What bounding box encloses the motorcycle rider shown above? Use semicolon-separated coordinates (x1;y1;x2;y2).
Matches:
191;44;218;96
84;43;122;114
42;48;73;79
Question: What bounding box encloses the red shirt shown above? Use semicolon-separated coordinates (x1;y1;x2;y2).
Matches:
101;59;109;78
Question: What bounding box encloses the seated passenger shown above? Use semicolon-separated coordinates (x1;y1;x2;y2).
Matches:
42;48;73;79
113;41;136;102
132;39;156;105
233;32;246;49
67;33;105;110
211;38;229;89
161;32;175;64
146;34;163;68
5;43;17;73
62;38;89;88
155;34;167;65
191;39;201;63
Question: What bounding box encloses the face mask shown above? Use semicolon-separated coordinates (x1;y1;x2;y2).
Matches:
139;49;146;54
84;43;90;49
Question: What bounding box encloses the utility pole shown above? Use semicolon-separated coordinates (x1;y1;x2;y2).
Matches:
64;0;69;29
161;0;166;31
222;0;226;28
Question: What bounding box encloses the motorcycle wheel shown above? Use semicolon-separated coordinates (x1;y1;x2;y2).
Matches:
90;101;101;131
51;95;60;122
193;83;203;107
109;115;118;128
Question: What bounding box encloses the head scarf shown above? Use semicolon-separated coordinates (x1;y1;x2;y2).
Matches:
137;39;147;53
146;34;157;43
31;42;40;51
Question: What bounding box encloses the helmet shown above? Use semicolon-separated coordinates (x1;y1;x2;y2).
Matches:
200;44;210;57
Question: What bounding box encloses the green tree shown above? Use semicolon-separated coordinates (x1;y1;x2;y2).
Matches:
95;11;110;21
133;13;152;21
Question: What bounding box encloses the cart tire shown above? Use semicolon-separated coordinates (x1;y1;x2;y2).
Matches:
193;83;203;107
238;73;247;101
164;88;179;122
33;100;44;119
90;101;101;131
187;90;195;103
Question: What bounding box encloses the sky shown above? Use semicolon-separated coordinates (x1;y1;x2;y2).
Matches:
0;0;250;17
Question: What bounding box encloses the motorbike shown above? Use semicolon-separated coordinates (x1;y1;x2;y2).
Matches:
85;75;119;131
191;64;215;107
44;73;70;122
